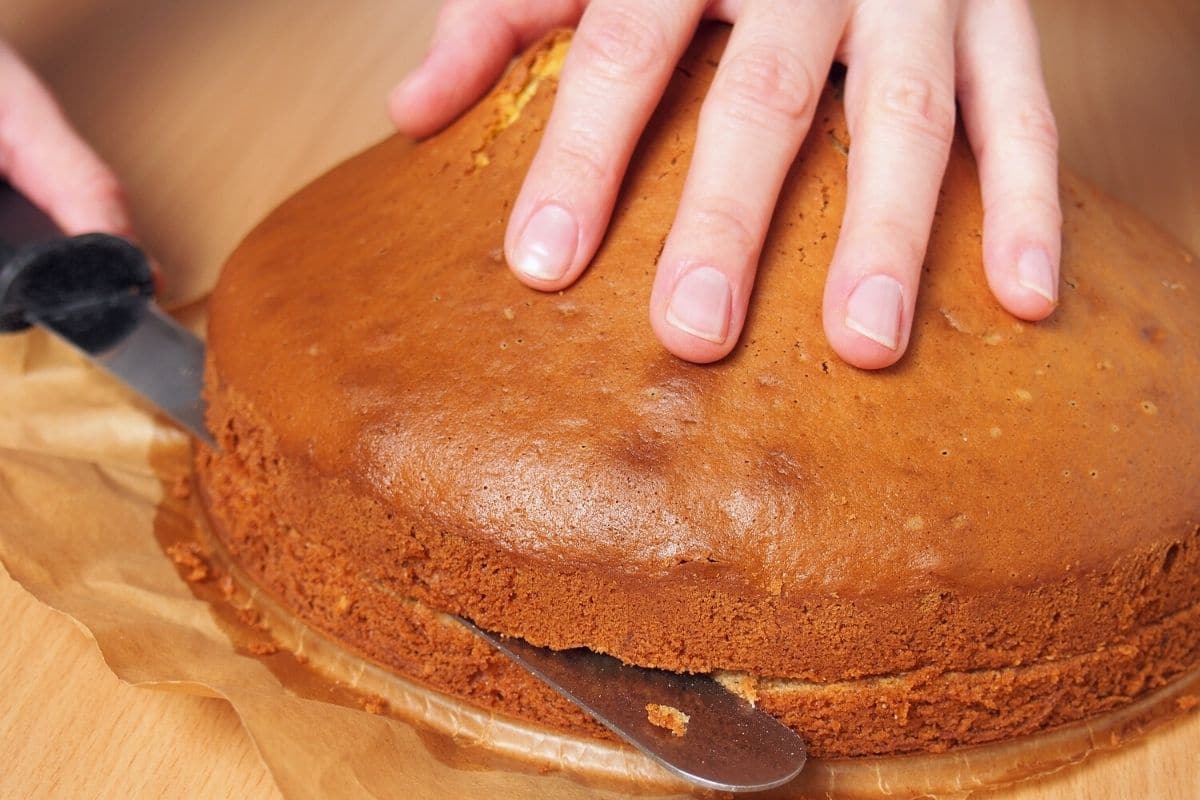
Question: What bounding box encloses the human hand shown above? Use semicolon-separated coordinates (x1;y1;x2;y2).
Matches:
1;39;131;237
390;1;1060;368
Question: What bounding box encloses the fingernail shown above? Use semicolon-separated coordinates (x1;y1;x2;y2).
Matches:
513;204;577;281
845;274;904;350
1016;247;1057;303
665;266;731;344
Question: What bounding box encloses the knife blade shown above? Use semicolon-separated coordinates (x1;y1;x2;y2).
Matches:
0;181;808;792
0;183;213;447
468;622;807;792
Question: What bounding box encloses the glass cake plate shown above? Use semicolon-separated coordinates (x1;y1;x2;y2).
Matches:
183;487;1200;799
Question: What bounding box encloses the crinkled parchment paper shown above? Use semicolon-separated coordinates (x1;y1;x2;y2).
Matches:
1;319;1197;800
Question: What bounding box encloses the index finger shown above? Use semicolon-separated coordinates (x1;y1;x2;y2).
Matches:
0;42;131;236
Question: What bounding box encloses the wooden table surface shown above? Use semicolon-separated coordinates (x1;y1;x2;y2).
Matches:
1;2;1198;797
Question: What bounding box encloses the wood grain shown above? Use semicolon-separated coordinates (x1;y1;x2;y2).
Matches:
1033;0;1200;254
0;1;1196;797
0;567;279;800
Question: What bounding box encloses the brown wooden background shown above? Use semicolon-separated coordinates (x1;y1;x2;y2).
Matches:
1;1;1197;797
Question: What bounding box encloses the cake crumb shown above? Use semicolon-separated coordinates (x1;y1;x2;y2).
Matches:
236;606;263;629
714;671;760;706
166;541;210;582
247;641;278;656
218;574;236;600
171;474;192;500
1176;694;1199;712
361;695;390;715
939;307;972;335
646;703;690;736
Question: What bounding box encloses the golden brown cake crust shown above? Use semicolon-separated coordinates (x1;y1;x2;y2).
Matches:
199;26;1200;757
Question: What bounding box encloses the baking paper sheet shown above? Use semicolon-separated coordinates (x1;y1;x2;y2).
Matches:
2;320;1197;800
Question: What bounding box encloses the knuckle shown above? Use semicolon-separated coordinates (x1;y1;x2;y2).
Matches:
687;196;759;255
547;124;614;186
970;100;1058;168
862;215;927;268
876;71;956;150
574;5;667;81
984;188;1062;230
715;45;818;127
1008;102;1059;153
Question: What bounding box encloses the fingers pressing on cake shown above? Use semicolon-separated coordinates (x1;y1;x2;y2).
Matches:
0;41;131;236
649;1;849;362
957;0;1061;321
389;0;587;139
504;0;705;292
395;0;1058;367
820;0;959;369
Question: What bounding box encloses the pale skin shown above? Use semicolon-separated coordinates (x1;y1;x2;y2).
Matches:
390;0;1062;368
3;0;1059;370
0;41;131;237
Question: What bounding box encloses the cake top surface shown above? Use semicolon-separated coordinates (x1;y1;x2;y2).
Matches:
208;26;1199;602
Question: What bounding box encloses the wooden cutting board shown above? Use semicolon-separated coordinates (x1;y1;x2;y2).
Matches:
1;1;1197;797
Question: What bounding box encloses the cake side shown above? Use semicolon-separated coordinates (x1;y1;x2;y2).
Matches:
200;370;1200;682
195;385;1200;757
198;25;1200;757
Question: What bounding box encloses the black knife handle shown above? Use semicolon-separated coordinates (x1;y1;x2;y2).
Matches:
1;180;154;334
0;240;35;332
0;234;155;337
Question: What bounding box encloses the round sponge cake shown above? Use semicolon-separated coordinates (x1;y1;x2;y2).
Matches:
196;26;1200;758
